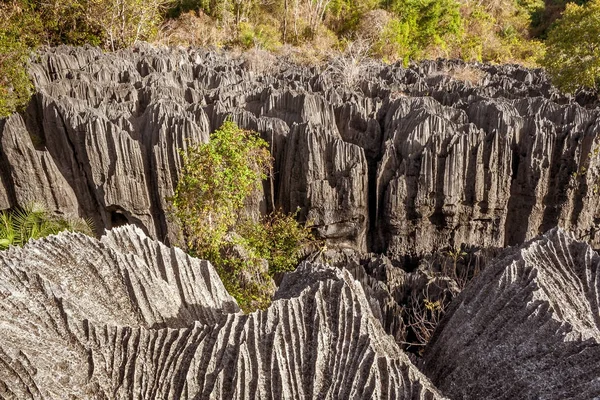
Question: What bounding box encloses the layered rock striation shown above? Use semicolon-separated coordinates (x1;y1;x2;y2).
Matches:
421;228;600;399
1;45;599;255
0;226;444;399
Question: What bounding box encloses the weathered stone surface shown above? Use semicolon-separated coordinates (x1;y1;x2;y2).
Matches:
1;45;599;254
0;226;444;399
421;228;600;399
315;248;462;349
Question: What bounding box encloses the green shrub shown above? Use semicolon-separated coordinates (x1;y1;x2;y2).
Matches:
541;0;600;92
237;22;282;51
172;120;271;257
0;45;33;118
371;17;411;64
0;2;41;117
327;0;380;36
237;210;313;275
0;203;93;250
214;233;275;312
171;120;312;312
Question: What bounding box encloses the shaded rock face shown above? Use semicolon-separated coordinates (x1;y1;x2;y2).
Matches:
1;45;599;255
421;228;600;399
0;226;444;399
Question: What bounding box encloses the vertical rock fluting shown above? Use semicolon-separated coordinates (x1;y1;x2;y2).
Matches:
0;226;445;399
0;45;598;254
278;122;369;250
421;228;600;399
375;95;600;256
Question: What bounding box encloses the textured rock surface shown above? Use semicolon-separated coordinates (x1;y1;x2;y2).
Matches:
0;226;444;399
1;45;599;254
314;248;462;347
421;228;600;399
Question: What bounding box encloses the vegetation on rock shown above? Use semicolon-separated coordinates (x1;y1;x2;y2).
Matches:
0;203;93;250
0;0;597;117
0;0;171;117
170;120;313;312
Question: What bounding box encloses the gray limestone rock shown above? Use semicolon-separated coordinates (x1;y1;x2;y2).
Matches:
0;226;445;399
1;45;599;255
421;228;600;399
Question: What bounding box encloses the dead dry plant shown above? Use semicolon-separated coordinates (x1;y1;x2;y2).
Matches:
325;39;376;90
444;65;486;85
240;48;279;74
157;11;228;48
403;286;447;350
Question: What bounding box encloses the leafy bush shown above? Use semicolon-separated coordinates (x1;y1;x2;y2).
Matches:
0;43;33;118
172;120;271;257
541;0;600;93
237;210;313;275
237;22;282;51
387;0;463;61
0;2;41;117
370;16;411;64
0;203;93;250
171;120;313;312
327;0;380;36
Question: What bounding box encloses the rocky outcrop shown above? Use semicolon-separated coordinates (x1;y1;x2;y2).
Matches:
1;45;599;255
0;226;444;399
421;228;600;399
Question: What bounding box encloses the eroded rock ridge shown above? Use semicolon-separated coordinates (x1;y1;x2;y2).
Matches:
1;45;599;256
0;226;444;399
421;228;600;399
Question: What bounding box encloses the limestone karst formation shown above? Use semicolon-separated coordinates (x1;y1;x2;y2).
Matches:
421;228;600;399
0;44;599;257
1;44;600;399
0;226;444;399
0;225;598;398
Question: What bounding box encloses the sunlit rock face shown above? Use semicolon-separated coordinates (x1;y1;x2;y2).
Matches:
421;228;600;399
0;225;445;399
1;44;599;256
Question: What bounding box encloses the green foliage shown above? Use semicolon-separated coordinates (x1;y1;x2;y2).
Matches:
386;0;463;61
213;233;275;312
0;2;41;117
237;211;313;275
541;0;600;93
370;17;411;64
0;44;33;118
34;0;102;46
171;121;313;312
0;203;94;250
172;120;271;256
237;22;282;51
327;0;380;35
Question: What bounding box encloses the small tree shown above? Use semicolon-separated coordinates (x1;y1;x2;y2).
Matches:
172;120;271;257
0;1;42;117
90;0;174;50
541;0;600;93
172;121;314;311
237;210;313;275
